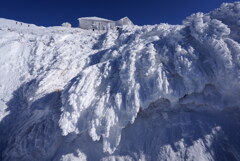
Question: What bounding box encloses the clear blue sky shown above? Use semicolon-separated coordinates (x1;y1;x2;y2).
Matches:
0;0;237;27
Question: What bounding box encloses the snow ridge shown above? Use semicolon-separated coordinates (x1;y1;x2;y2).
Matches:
0;2;240;161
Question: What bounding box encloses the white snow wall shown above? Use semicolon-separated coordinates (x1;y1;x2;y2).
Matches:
0;2;240;161
60;2;240;153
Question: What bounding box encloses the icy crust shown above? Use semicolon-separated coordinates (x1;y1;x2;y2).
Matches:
59;2;240;154
0;2;240;160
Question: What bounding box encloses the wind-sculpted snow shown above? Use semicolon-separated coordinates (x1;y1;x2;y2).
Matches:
1;2;240;161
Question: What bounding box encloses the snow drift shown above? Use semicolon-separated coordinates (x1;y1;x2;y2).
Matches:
0;2;240;161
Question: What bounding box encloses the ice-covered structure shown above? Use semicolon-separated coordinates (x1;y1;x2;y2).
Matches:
61;22;71;28
78;16;133;30
1;2;240;161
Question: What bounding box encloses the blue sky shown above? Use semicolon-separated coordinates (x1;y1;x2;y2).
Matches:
0;0;237;27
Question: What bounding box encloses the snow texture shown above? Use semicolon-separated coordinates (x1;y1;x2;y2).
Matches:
0;2;240;161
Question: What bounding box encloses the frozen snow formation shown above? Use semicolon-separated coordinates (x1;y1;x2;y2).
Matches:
1;2;240;161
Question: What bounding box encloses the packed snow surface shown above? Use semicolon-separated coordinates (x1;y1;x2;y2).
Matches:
1;2;240;161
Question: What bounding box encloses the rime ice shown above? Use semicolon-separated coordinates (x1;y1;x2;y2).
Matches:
0;2;240;161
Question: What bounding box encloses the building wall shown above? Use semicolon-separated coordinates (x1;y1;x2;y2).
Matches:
79;19;93;29
79;19;116;30
78;17;133;30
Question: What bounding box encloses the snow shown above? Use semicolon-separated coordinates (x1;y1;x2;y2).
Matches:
78;17;113;22
1;2;240;161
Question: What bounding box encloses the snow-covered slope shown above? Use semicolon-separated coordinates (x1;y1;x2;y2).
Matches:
1;2;240;161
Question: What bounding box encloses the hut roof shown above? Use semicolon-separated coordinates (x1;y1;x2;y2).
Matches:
78;17;113;22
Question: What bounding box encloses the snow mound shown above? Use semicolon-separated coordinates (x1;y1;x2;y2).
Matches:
1;2;240;161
